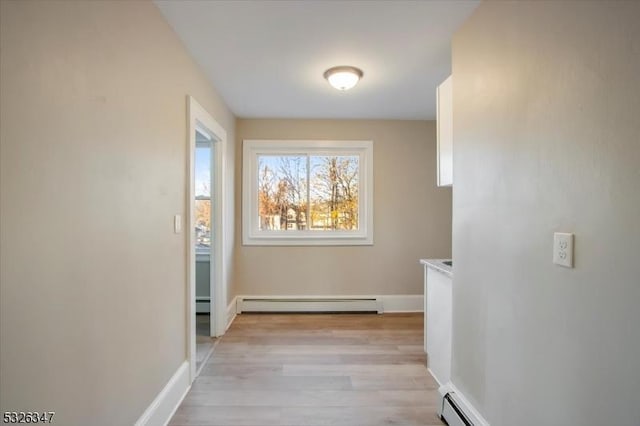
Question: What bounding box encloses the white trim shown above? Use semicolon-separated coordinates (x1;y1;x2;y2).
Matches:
438;382;490;426
187;96;228;384
226;296;237;330
134;361;190;426
242;139;374;246
234;295;423;314
428;368;444;387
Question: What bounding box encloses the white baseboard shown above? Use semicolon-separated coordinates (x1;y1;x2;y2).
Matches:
135;361;190;426
234;295;423;314
438;382;490;426
226;296;237;330
427;367;444;387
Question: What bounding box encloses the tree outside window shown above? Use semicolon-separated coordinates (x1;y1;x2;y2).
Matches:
243;140;373;246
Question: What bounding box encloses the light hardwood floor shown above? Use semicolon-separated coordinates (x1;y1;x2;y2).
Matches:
170;313;444;426
196;314;216;373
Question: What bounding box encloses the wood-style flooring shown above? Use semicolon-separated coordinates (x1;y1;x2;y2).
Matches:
170;313;444;426
196;314;216;373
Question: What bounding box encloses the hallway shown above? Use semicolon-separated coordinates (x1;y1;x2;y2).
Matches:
169;313;444;426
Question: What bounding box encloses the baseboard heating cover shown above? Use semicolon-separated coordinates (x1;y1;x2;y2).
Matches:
441;392;472;426
237;296;383;313
196;296;210;314
438;383;490;426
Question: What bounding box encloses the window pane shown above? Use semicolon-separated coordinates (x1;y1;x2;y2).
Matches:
257;155;308;231
195;146;211;198
310;155;359;230
195;199;211;248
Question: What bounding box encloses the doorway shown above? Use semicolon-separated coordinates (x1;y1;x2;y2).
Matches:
187;96;227;382
194;132;214;373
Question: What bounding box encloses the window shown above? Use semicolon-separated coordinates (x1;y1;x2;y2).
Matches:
195;134;212;255
243;140;373;246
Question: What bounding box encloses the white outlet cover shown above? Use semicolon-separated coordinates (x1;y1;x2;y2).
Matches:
553;232;574;268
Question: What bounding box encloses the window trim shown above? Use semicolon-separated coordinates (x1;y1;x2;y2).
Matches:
242;139;374;246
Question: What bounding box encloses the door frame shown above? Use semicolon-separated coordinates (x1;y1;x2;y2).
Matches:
187;95;227;382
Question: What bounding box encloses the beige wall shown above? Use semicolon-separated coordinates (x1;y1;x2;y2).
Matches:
452;2;640;425
0;1;235;425
235;119;452;296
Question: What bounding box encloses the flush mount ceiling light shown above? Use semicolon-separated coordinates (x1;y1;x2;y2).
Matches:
323;66;363;91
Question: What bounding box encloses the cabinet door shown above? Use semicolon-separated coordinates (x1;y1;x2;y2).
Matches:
426;268;452;386
437;75;453;187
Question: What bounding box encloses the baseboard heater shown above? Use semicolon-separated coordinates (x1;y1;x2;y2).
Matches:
196;296;211;314
237;297;382;313
441;392;473;426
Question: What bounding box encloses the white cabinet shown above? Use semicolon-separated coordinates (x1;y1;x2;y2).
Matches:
437;75;453;187
424;265;452;386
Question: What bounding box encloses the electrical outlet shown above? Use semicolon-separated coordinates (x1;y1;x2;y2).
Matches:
553;232;574;268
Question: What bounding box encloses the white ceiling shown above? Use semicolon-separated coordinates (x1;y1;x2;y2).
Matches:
155;0;479;120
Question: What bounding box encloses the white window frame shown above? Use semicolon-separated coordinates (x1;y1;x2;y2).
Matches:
243;139;374;246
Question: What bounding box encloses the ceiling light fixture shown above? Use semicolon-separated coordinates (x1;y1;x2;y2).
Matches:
323;66;363;91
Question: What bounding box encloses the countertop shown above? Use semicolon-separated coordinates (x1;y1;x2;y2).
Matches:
419;259;453;277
